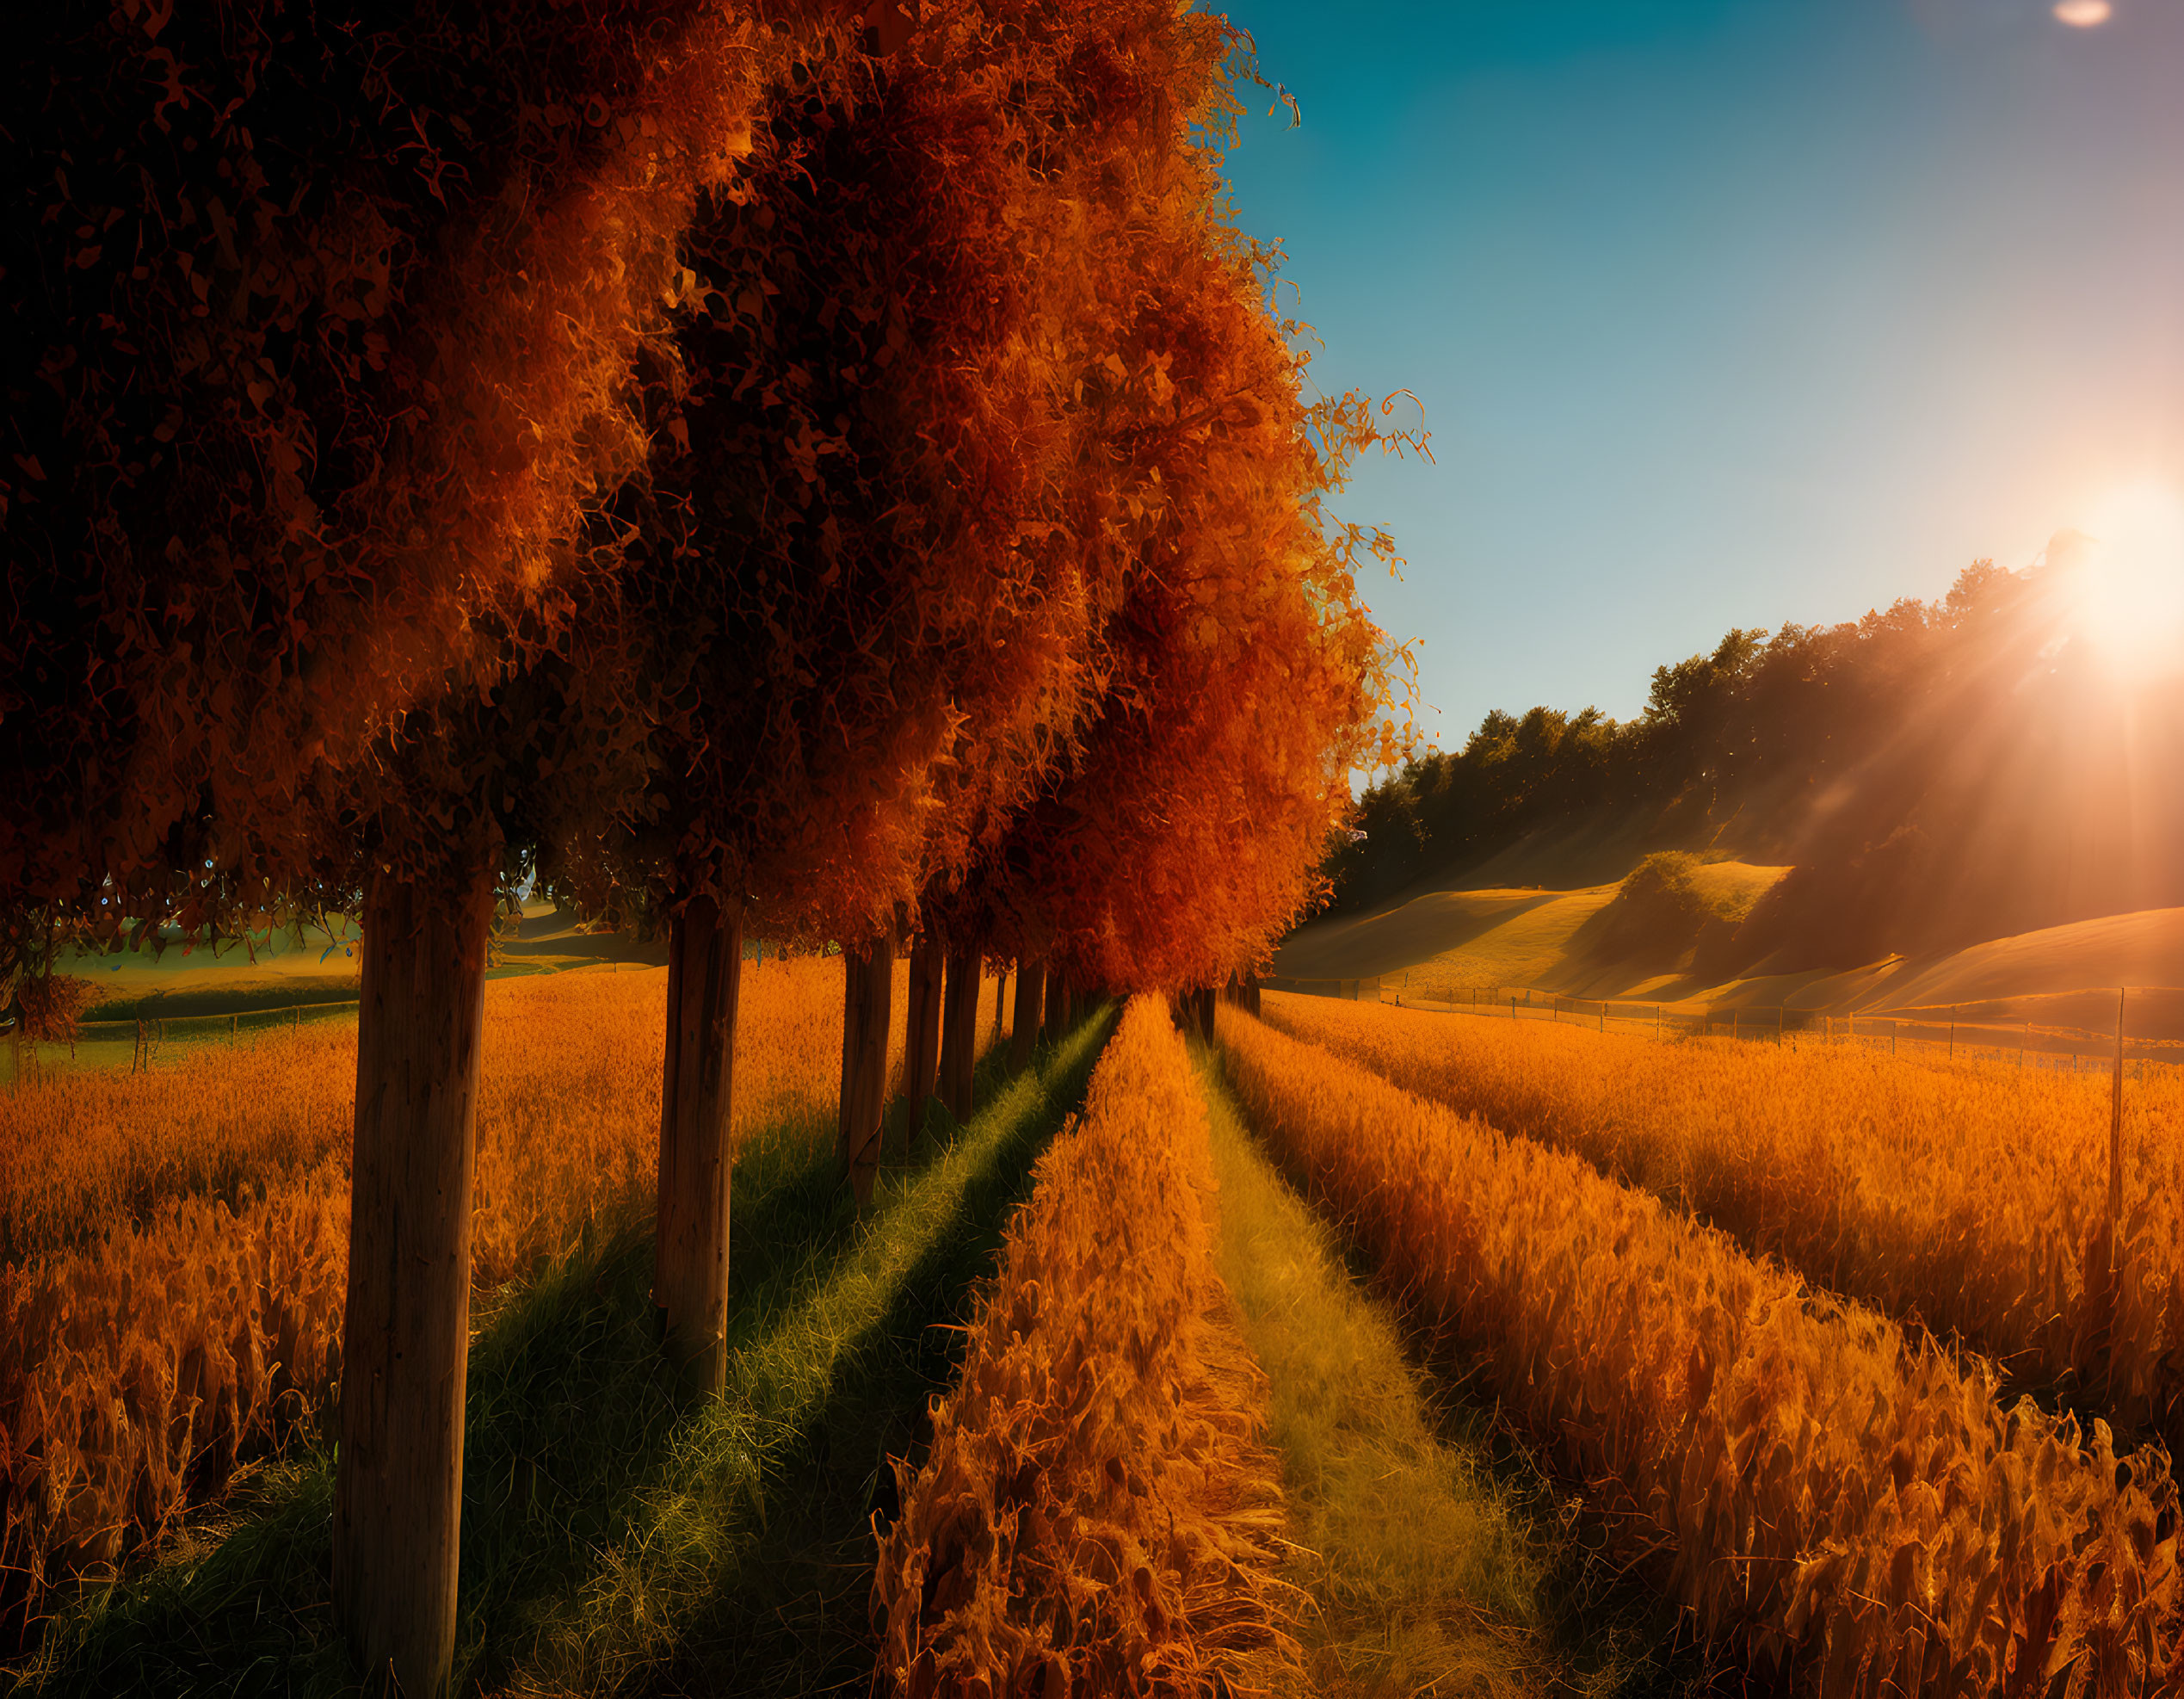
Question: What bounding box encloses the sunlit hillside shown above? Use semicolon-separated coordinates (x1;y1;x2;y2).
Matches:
1279;857;1784;987
1311;549;2184;1035
1282;870;2184;1042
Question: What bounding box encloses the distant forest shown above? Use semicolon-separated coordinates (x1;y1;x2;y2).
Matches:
1329;549;2184;975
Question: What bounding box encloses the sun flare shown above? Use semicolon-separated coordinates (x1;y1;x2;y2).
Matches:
2062;480;2184;683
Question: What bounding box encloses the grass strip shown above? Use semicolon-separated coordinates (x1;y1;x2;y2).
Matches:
16;1012;1115;1697
1196;1043;1740;1699
1192;1045;1559;1698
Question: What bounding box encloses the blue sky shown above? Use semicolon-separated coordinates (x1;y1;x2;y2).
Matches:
1218;0;2184;757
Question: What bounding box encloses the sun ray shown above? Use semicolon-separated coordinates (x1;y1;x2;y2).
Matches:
2056;482;2184;683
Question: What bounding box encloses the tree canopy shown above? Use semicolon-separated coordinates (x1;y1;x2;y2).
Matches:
1;0;790;949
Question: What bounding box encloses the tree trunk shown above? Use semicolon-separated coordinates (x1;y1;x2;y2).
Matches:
655;892;743;1395
993;967;1009;1047
1042;961;1069;1046
335;843;497;1699
1009;960;1043;1072
837;924;895;1204
904;932;945;1138
938;942;979;1124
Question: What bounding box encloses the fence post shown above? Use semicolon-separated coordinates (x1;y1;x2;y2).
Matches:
1948;1022;1954;1060
2110;989;2126;1257
1733;1008;1740;1042
1511;995;1517;1022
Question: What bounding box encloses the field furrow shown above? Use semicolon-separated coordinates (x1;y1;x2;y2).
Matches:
1220;1005;2184;1697
1262;991;2184;1445
874;998;1298;1698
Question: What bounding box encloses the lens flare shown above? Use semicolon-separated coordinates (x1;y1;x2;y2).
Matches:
2054;0;2113;25
2065;481;2184;682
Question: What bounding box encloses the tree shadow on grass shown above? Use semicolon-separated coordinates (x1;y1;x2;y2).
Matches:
19;1011;1114;1698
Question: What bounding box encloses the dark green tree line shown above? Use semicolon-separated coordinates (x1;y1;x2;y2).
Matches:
1332;553;2184;974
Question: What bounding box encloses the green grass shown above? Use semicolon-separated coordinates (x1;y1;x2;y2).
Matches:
14;1011;1115;1697
1198;1042;1731;1699
1194;1047;1559;1698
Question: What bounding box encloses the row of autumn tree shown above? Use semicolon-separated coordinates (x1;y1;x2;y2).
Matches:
0;2;1416;1691
1332;548;2184;972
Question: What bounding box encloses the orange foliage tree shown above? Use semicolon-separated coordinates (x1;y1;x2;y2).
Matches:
950;71;1422;1018
571;0;1296;1384
0;5;791;1690
586;7;1097;1372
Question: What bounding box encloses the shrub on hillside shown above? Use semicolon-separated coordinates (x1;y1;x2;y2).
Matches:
1580;852;1714;964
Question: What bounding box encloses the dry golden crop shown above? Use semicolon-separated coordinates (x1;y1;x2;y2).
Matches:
0;951;990;1631
0;1170;349;1617
0;955;971;1265
1262;992;2184;1446
1220;1007;2184;1697
873;998;1298;1698
1;1024;355;1270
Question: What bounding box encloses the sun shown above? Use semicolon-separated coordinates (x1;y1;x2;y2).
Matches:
2061;480;2184;683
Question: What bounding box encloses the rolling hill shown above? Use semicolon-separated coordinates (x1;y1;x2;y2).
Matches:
1276;865;2184;1043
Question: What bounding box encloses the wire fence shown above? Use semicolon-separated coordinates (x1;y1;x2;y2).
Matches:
6;998;363;1088
1266;977;2184;1078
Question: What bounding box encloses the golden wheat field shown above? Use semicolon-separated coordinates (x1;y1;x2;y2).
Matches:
1262;991;2184;1446
1219;1005;2184;1698
0;953;1011;1622
874;998;1297;1698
